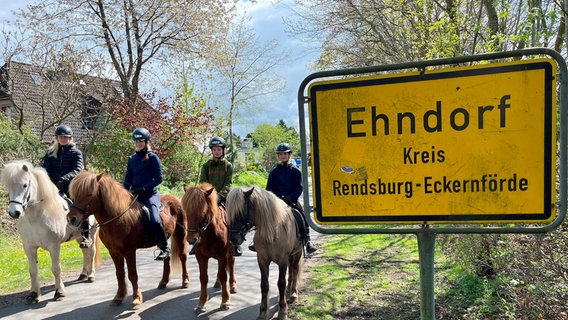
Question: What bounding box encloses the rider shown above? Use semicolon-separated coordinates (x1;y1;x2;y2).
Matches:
42;124;89;248
123;128;170;261
259;142;317;254
197;136;242;256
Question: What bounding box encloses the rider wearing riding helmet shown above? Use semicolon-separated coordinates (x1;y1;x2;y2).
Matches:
123;128;170;261
264;142;317;254
198;136;242;256
42;124;89;248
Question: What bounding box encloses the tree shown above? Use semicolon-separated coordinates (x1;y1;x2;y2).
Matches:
13;0;236;103
250;120;300;171
206;13;288;149
288;0;565;69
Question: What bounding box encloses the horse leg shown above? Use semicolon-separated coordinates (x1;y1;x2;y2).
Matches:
23;244;40;304
47;245;66;301
256;257;271;320
195;255;209;314
79;223;98;282
276;262;289;320
217;258;230;310
178;237;190;288
227;250;237;294
158;255;171;289
110;253;127;306
286;253;302;303
125;252;142;306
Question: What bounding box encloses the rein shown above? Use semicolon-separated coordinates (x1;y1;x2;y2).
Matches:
72;194;139;228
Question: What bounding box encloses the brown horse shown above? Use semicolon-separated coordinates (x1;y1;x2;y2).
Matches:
182;182;237;313
66;171;189;306
226;186;303;320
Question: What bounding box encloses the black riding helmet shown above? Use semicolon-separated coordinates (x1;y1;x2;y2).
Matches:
55;124;73;137
209;136;226;149
275;143;292;153
132;128;151;141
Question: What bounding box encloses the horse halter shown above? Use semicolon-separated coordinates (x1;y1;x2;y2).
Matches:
187;211;210;244
9;181;38;211
229;196;254;245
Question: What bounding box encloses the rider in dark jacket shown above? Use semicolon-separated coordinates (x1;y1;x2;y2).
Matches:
42;124;89;248
123;128;170;261
264;142;317;254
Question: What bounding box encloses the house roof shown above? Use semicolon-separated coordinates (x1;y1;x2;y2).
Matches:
0;60;124;144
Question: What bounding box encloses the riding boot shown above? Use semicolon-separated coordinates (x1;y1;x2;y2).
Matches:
155;229;170;261
248;242;256;252
79;220;92;248
303;227;317;254
234;244;243;256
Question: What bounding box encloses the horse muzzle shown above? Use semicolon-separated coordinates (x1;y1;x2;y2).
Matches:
8;203;23;219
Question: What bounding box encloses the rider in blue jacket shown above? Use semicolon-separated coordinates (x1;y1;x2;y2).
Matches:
265;142;317;254
123;128;170;261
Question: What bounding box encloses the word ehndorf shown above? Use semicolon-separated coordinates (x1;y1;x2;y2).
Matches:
346;95;511;137
332;174;528;198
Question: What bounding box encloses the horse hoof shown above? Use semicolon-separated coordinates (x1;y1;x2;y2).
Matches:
287;293;298;304
77;274;88;281
220;302;230;311
157;282;167;289
132;297;142;305
230;286;237;294
25;292;39;304
182;280;189;288
195;305;207;314
53;289;65;301
110;299;123;306
277;313;288;320
87;276;95;283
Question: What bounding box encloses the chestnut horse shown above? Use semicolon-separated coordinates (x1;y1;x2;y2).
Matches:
0;160;100;304
66;171;189;306
226;186;303;320
182;182;237;313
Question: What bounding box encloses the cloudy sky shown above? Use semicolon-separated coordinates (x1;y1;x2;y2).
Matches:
0;0;320;138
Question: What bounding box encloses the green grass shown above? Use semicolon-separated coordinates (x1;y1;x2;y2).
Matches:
0;234;110;295
289;233;421;320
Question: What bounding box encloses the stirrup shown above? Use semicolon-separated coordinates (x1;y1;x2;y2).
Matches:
248;243;256;252
155;248;170;261
79;237;92;248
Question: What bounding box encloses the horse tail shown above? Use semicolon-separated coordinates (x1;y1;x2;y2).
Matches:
169;230;184;274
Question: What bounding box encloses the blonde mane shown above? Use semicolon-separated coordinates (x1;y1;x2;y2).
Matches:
226;186;289;243
69;171;140;225
1;160;63;219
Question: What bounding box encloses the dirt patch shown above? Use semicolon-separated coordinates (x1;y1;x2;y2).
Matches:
0;209;18;237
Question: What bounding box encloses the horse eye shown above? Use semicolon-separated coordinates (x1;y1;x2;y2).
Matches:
23;183;28;188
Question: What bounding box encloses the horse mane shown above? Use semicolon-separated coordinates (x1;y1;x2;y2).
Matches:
181;182;219;222
70;171;140;225
226;186;288;243
1;160;62;216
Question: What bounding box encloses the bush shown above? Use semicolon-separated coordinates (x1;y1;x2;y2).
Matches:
0;115;44;167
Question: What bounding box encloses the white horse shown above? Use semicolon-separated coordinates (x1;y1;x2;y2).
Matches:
0;160;100;304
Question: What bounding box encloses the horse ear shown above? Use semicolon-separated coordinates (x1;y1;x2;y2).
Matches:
244;187;254;198
183;183;189;192
205;187;214;196
96;173;104;182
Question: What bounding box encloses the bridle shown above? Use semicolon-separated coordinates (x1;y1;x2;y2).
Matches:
229;195;254;245
71;193;139;227
9;181;42;211
186;210;211;244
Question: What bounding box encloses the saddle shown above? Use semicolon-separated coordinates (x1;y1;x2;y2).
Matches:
138;202;166;247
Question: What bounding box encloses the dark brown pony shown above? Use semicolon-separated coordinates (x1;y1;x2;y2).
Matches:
182;182;237;313
226;186;303;320
66;171;189;306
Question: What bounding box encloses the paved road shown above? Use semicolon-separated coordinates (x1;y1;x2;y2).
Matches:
0;235;299;320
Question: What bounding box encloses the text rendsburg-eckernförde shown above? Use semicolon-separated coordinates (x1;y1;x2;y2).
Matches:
332;94;531;199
